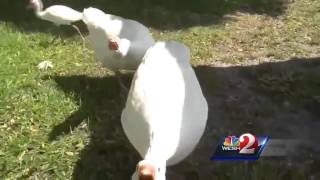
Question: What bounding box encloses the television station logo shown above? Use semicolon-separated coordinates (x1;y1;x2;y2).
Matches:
211;133;269;160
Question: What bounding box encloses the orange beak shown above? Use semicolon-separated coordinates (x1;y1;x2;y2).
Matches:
138;164;155;180
109;40;119;51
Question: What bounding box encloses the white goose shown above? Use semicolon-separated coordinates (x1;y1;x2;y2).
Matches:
27;0;85;43
121;41;208;180
82;7;155;72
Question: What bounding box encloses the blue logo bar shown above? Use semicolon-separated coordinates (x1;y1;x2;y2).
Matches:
211;133;269;161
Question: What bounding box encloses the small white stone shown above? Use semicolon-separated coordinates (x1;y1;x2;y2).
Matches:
37;61;53;70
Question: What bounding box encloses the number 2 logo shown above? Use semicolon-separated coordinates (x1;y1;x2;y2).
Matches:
239;133;258;154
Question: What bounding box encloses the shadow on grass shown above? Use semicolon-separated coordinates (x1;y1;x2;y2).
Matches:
1;0;289;33
47;73;139;179
49;57;320;179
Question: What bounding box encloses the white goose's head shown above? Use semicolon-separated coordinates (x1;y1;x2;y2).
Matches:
28;0;43;12
132;160;166;180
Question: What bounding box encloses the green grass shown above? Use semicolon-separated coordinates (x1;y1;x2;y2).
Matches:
0;0;320;179
0;23;91;179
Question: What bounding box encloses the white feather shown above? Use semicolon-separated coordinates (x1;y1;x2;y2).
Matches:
37;60;53;70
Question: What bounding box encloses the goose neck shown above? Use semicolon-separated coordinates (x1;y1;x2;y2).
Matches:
33;0;44;16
